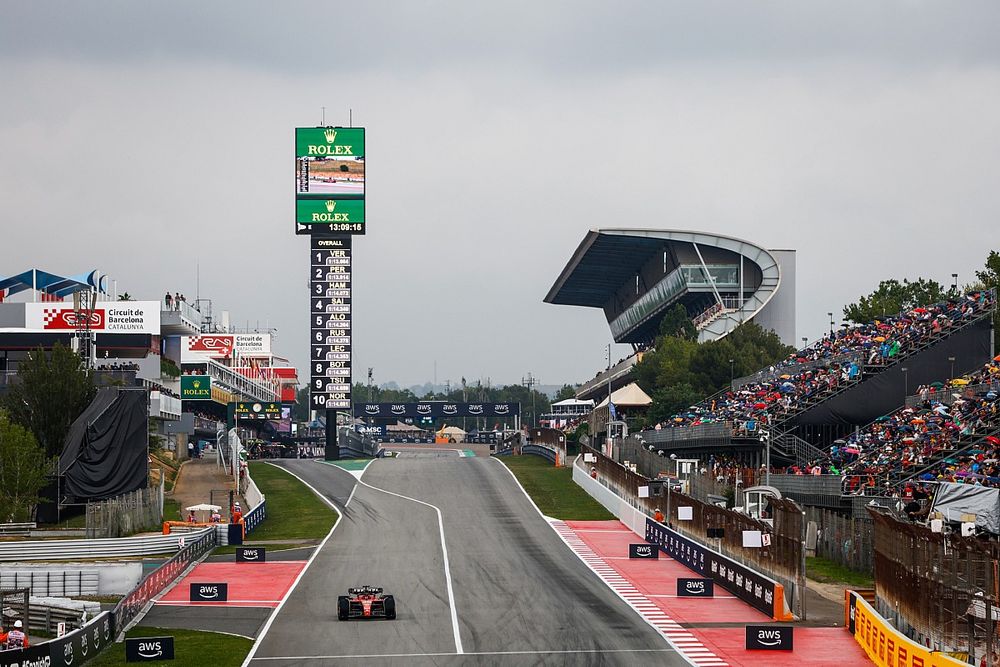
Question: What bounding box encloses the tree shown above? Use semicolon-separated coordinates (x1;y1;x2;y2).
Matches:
0;410;54;522
2;343;96;458
554;384;577;401
842;278;947;323
658;304;697;341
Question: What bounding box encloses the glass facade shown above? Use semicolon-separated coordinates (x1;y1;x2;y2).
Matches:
609;264;740;339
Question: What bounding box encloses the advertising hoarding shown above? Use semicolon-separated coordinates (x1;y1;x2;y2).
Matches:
180;375;212;400
21;301;160;333
295;127;366;236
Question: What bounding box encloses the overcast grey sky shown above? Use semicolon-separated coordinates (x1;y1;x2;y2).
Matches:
2;2;999;388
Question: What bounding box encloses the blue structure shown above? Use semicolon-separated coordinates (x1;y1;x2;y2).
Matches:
0;269;107;299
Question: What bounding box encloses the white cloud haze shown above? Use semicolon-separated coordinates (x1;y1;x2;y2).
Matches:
2;2;999;387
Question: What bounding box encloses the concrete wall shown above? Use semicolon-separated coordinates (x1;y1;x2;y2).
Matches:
753;249;796;347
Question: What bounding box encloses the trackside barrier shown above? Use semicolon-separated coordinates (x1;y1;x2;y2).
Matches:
645;517;793;621
243;498;266;535
845;591;965;667
0;610;114;667
572;455;793;621
0;525;216;562
112;525;218;639
522;444;557;464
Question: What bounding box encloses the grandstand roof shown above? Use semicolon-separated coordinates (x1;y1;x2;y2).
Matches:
0;268;107;298
544;228;771;307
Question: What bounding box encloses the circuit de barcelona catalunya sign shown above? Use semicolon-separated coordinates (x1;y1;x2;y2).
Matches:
352;403;521;419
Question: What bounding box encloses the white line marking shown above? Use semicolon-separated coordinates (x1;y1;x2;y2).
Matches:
240;462;353;667
250;648;680;661
356;478;464;655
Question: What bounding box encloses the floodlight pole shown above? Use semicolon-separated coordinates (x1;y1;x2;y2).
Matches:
325;407;339;460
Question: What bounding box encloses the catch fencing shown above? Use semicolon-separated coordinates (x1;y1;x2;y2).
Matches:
112;525;218;638
870;508;1000;658
804;506;874;575
581;444;805;617
86;483;164;538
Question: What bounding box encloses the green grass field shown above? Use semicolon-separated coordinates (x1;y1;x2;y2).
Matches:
501;455;614;521
225;462;338;548
806;556;874;588
84;627;251;666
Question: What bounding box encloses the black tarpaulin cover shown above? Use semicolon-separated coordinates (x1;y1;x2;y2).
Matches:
59;388;147;501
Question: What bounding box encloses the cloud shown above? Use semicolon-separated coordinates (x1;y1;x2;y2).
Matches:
2;4;999;386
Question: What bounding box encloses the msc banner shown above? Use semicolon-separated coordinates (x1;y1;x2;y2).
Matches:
353;403;520;419
645;517;791;620
23;301;161;334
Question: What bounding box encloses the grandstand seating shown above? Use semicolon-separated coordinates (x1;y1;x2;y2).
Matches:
642;291;995;447
836;359;1000;496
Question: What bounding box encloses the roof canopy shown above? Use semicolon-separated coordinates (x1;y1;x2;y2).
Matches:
596;382;653;408
0;269;108;298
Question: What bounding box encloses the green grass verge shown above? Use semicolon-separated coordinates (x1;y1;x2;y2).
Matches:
163;497;182;522
501;455;614;521
84;626;251;667
806;556;874;588
240;462;337;542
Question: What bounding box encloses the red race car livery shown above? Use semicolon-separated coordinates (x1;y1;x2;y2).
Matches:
337;586;396;620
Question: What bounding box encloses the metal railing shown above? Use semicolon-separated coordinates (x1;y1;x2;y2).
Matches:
113;526;217;638
635;422;733;445
521;444;557;463
0;525;216;562
905;382;994;408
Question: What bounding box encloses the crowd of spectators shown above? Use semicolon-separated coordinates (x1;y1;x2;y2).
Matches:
646;291;995;435
97;362;140;372
836;359;1000;495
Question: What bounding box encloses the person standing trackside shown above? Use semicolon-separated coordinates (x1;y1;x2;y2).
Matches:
6;620;28;648
164;292;173;310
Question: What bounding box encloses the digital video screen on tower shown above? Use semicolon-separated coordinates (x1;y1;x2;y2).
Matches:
295;127;366;235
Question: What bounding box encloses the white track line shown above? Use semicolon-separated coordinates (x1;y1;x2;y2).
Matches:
250;648;680;661
356;478;464;655
487;458;692;664
240;462;358;667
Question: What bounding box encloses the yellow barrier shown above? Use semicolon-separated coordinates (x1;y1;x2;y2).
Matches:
846;591;967;667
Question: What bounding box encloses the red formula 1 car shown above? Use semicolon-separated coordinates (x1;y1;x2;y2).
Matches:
337;586;396;620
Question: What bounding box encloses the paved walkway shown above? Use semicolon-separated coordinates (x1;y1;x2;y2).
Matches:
557;520;871;667
170;458;244;521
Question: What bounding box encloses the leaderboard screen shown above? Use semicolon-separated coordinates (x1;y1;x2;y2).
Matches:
295;127;365;235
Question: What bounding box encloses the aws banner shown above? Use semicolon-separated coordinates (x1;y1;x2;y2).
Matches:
353;403;520;419
645;517;791;620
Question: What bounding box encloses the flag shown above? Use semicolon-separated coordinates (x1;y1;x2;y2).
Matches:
609;401;617;421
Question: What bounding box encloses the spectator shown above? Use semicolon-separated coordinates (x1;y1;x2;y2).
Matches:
164;292;173;309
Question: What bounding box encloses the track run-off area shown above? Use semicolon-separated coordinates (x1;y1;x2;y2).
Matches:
241;452;690;666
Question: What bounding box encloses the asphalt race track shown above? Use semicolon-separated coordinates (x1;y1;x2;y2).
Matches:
245;454;686;666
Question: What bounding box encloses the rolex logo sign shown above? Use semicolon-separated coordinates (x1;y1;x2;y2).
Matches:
324;128;337;143
181;375;212;400
325;200;336;213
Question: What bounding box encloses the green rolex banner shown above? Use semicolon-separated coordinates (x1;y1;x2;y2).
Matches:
296;198;366;224
295;128;365;157
180;375;212;400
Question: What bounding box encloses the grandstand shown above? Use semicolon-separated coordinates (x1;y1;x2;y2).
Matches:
628;290;995;466
545;228;796;346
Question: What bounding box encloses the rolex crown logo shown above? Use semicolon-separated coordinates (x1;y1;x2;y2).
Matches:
325;200;336;212
192;380;200;389
324;128;337;143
